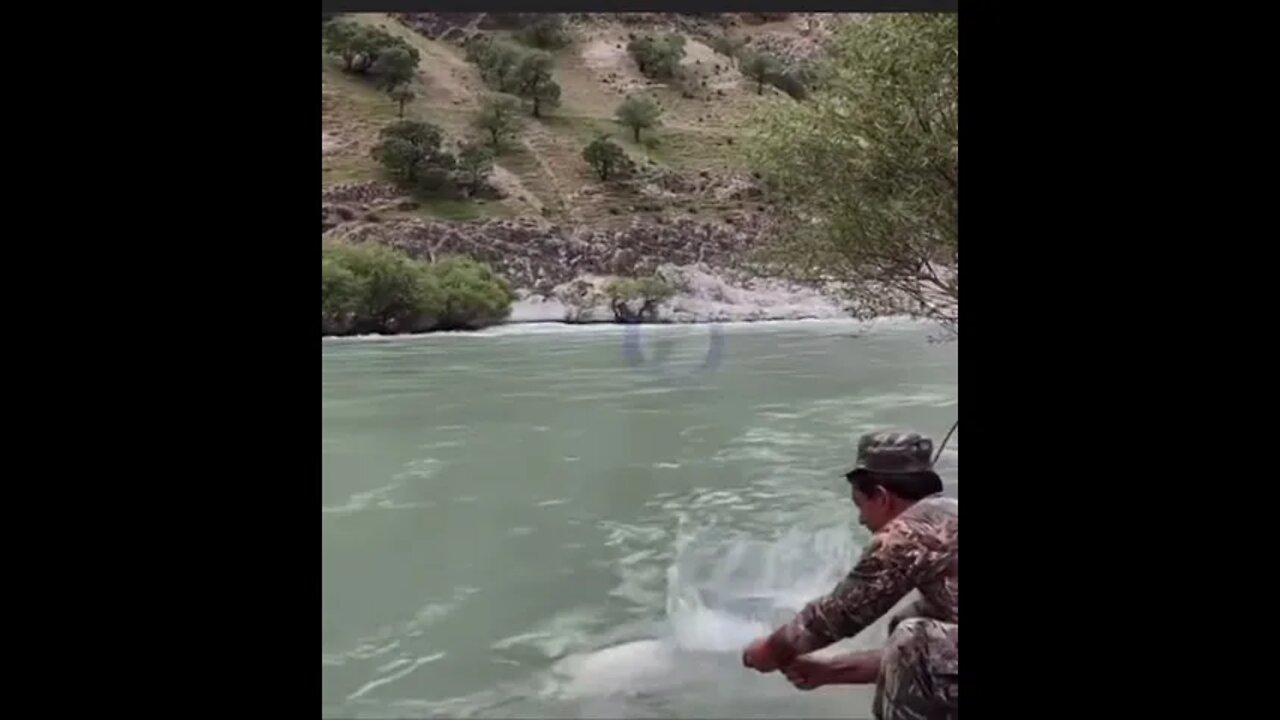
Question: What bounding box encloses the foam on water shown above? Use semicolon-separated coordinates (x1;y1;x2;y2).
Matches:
322;483;437;516
348;652;446;701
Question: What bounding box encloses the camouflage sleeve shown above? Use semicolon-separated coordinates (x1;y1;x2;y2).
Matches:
774;519;933;658
888;596;929;634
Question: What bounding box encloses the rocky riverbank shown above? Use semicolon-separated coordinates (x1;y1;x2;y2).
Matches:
522;263;849;324
324;225;852;325
322;181;901;326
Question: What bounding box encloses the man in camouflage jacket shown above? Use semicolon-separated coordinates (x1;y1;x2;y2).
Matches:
742;431;958;720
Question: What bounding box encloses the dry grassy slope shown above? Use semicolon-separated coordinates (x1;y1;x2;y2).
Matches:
321;13;810;225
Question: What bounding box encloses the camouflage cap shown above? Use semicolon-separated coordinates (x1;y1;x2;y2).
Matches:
849;431;935;475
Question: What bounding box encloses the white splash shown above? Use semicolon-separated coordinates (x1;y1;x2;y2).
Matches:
543;517;861;701
664;521;857;653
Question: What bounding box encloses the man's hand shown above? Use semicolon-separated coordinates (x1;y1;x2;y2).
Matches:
782;651;882;690
742;636;781;673
781;656;835;690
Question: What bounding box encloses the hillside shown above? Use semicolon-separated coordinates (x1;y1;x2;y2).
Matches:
321;12;862;325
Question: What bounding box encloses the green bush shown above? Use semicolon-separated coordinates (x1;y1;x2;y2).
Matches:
514;50;560;118
371;46;417;90
369;120;461;195
321;243;515;335
321;243;443;335
626;34;686;80
603;275;676;323
323;20;420;84
472;94;523;149
582;135;635;182
431;256;516;329
417;165;457;194
465;36;526;94
615;95;662;143
321;254;363;333
747;14;958;334
456;142;495;195
323;21;361;70
741;51;780;95
464;36;561;118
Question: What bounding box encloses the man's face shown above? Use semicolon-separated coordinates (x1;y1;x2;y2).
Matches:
852;485;891;532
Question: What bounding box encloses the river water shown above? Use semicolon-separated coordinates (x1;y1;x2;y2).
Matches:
322;319;958;719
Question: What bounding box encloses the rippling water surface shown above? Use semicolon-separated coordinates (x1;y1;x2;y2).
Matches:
322;320;958;718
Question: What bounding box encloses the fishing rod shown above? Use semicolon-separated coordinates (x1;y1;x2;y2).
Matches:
932;419;958;466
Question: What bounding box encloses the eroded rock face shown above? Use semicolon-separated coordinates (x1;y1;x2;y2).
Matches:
323;215;771;291
322;182;401;206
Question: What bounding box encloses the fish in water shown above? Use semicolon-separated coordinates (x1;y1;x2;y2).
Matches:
553;639;678;698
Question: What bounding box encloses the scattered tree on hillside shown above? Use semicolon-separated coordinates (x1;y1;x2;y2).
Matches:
324;21;421;85
369;121;504;198
348;27;394;73
389;87;415;117
518;14;571;49
742;52;780;95
615;95;662;143
626;36;653;74
582;136;634;182
456;142;495;196
372;46;417;90
703;32;817;100
654;34;686;78
515;51;561;118
747;14;958;335
323;21;361;71
627;34;686;80
380;120;442;153
472;94;523;149
371;136;422;183
464;34;564;115
370;121;456;193
465;36;524;93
